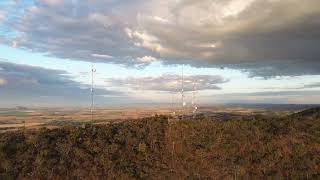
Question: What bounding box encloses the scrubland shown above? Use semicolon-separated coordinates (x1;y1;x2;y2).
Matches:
0;108;319;179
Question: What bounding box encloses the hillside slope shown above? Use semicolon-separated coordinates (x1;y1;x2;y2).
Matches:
0;114;319;179
290;107;320;119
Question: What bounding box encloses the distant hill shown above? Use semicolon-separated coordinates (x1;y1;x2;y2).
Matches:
290;107;320;119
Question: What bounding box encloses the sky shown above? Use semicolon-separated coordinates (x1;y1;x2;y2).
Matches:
0;0;320;107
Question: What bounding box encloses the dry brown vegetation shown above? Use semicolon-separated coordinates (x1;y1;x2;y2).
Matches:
0;107;319;179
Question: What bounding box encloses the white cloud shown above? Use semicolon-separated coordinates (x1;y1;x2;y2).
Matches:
137;56;157;63
0;78;7;86
194;41;222;49
11;41;17;48
153;16;170;23
91;53;113;59
39;0;65;7
0;11;5;22
106;74;228;92
2;0;320;77
124;28;133;38
88;13;114;28
132;31;163;51
221;0;256;18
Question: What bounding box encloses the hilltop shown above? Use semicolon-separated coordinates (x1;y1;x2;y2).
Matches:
0;111;319;179
290;107;320;119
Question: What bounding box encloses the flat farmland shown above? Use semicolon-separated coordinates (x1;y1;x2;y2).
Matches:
0;105;306;132
0;107;174;132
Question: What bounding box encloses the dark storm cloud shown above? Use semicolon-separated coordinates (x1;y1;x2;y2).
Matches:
131;0;320;76
0;60;121;106
138;0;320;59
106;74;228;92
2;0;320;76
225;60;320;78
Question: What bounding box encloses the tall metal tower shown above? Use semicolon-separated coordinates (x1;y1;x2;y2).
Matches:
181;64;186;117
192;81;198;114
91;63;96;121
171;91;176;116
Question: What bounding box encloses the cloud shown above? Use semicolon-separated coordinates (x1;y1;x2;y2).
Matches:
40;0;64;7
230;91;320;97
152;16;170;23
0;10;5;22
0;77;7;86
136;56;157;63
11;41;17;48
133;0;320;76
91;53;113;59
1;0;320;77
0;60;122;106
227;60;320;78
304;82;320;89
106;74;228;92
4;0;151;64
137;0;320;60
205;90;320;104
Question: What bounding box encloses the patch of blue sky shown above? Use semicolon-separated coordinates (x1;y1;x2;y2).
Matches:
0;0;34;38
1;43;320;96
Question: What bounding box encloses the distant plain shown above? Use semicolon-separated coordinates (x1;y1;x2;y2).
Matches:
0;104;316;132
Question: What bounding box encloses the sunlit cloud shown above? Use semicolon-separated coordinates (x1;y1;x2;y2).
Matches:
136;56;157;63
91;53;113;59
0;77;7;86
0;0;318;77
106;74;228;92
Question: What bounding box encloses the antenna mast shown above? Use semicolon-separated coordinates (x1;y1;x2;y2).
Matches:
192;81;198;115
181;64;185;117
171;91;176;116
91;63;96;121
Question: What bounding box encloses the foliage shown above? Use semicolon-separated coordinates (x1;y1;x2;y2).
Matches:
0;112;319;179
